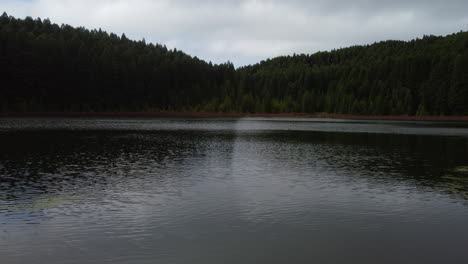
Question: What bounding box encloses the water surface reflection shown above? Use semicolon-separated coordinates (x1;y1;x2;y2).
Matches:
0;118;468;264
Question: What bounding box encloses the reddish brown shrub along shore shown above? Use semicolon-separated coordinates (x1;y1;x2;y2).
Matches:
2;112;468;121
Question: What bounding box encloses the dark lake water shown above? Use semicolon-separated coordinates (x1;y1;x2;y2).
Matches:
1;117;468;264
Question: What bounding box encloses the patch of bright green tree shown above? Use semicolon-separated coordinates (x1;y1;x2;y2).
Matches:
1;13;468;115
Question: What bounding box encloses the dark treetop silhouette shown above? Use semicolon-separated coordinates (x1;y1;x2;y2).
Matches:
1;13;468;115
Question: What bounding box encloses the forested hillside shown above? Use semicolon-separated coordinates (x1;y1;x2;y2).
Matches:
1;13;468;115
0;13;236;112
237;35;468;115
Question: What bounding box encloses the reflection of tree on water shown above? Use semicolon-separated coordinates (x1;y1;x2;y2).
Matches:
229;130;468;202
0;194;74;212
0;130;237;206
1;125;468;208
440;167;468;200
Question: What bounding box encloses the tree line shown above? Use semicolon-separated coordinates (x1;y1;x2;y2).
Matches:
1;13;468;115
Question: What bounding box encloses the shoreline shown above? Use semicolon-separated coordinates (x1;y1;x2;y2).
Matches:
1;112;468;121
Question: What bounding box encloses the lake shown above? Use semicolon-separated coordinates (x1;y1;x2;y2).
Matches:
1;117;468;264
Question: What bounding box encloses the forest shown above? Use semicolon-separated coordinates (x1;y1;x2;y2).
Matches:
1;13;468;115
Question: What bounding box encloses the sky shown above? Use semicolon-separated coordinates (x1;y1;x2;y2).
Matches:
2;0;468;66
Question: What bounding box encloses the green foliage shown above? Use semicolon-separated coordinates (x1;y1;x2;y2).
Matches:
448;52;468;115
0;14;235;112
235;34;468;116
1;14;468;115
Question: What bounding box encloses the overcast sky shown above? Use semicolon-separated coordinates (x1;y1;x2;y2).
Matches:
2;0;468;66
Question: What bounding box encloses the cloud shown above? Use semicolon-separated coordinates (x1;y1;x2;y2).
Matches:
1;0;468;66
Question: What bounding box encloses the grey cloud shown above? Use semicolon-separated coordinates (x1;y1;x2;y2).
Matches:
173;0;468;18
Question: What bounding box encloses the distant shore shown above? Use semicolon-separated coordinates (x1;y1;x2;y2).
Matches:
1;112;468;121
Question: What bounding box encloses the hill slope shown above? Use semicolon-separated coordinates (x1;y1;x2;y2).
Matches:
1;13;468;115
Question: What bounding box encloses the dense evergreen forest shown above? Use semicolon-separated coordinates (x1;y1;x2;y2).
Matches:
1;13;468;115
